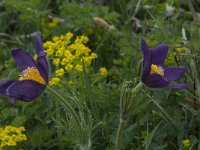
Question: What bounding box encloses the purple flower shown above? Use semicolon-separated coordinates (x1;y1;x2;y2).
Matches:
0;33;49;103
141;39;191;89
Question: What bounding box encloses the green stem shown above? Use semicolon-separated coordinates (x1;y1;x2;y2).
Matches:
187;0;197;21
116;117;126;150
56;100;64;150
131;81;143;94
83;68;94;113
115;81;143;150
47;86;80;125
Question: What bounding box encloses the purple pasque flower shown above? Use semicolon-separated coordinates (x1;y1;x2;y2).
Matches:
141;39;191;89
0;33;49;103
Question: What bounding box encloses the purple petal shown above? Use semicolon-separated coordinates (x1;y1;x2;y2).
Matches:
141;39;151;75
6;80;46;102
142;74;169;88
168;83;192;89
34;33;49;82
36;61;49;82
11;48;36;72
0;80;18;97
150;44;168;66
163;67;187;81
34;32;45;57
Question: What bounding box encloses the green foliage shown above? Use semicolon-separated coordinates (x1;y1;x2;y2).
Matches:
0;0;199;149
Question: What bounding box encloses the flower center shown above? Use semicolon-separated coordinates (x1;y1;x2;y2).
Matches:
150;64;164;76
19;67;46;85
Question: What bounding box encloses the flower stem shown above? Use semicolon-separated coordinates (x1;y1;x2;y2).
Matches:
131;81;143;94
115;81;143;150
56;99;64;150
47;86;80;125
116;116;126;150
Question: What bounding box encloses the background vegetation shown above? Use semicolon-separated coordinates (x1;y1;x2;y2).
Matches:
0;0;199;149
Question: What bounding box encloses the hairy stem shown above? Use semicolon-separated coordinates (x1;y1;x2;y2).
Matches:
115;81;143;150
47;86;80;125
116;116;126;150
56;99;64;150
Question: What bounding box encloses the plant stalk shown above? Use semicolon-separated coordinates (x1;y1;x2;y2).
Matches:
115;81;143;150
56;99;64;150
47;86;80;125
116;116;126;150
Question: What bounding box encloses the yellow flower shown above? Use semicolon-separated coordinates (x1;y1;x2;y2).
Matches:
45;49;54;57
75;35;89;44
66;32;73;38
7;140;16;146
48;18;59;28
90;53;97;59
65;32;73;42
55;68;65;77
55;49;64;57
64;50;71;56
176;47;186;53
65;64;73;71
33;54;38;61
43;41;53;49
43;32;97;75
64;51;74;62
21;134;27;140
61;58;69;66
67;55;74;62
83;57;92;66
49;77;61;86
53;58;60;67
183;139;190;148
81;35;89;43
0;126;27;148
75;64;83;72
53;36;60;42
165;51;176;64
19;127;25;131
99;67;108;77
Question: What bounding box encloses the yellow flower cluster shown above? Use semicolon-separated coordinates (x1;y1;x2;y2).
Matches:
0;126;27;148
166;45;186;64
176;45;186;53
43;32;97;86
183;139;190;148
176;47;186;53
49;77;60;86
99;67;108;77
48;18;59;29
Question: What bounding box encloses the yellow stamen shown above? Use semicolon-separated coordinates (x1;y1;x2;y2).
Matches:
19;67;46;85
150;64;164;76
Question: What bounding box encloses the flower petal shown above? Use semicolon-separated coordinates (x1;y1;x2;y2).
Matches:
34;33;49;82
150;44;168;66
6;80;46;102
168;83;192;89
142;74;169;88
11;48;36;72
34;32;46;57
141;39;151;75
36;62;49;82
163;67;187;81
0;80;18;97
